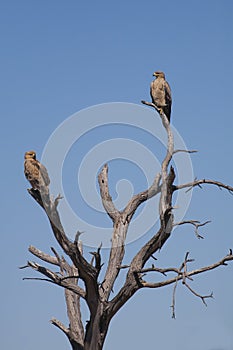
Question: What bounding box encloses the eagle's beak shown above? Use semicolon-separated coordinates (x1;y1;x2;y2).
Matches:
153;72;156;77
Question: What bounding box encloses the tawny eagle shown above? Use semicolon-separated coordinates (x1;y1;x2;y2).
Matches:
24;150;50;194
150;71;172;122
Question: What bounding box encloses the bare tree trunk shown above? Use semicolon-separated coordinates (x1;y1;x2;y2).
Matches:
84;306;109;350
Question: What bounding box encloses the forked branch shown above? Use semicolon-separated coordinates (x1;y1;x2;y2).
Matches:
107;105;176;318
173;220;211;239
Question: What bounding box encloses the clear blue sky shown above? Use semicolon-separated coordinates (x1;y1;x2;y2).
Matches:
1;1;233;349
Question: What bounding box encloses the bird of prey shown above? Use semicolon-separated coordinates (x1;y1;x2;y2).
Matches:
24;150;50;195
150;71;172;122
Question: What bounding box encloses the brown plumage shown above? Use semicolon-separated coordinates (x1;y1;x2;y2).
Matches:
150;71;172;122
24;151;50;194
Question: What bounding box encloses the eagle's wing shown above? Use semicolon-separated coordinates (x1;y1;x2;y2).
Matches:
164;81;172;105
150;80;155;101
163;80;172;121
39;162;50;187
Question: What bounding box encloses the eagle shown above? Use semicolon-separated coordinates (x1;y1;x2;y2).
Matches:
24;150;50;196
150;71;172;122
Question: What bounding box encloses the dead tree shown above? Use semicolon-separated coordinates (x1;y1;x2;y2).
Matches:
21;101;233;350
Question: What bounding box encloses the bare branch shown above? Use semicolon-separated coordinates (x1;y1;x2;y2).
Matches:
50;247;64;275
180;252;214;307
60;275;79;281
27;188;101;316
29;245;77;280
138;250;233;317
27;188;44;208
174;220;211;239
182;281;213;306
99;173;161;301
100;217;130;300
141;100;161;114
74;231;84;245
51;316;84;350
150;255;157;261
54;194;63;208
98;164;120;222
22;277;54;283
141;100;171;130
173;149;198;155
141;99;173;158
22;261;86;298
175;179;233;193
47;198;76;255
171;278;179;319
50;318;69;335
90;243;103;275
28;245;59;265
117;265;130;270
139;266;179;276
